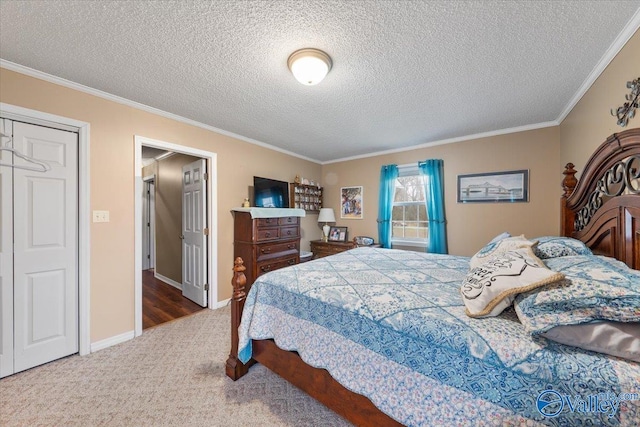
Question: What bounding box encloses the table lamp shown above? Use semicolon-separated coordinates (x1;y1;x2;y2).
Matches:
317;208;336;242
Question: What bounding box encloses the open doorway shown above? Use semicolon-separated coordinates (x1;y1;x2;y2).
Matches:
141;146;206;328
135;138;218;335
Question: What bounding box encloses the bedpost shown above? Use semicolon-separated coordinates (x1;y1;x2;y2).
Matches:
561;163;578;237
225;257;252;380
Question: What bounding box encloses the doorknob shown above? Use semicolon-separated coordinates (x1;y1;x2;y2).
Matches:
179;234;184;240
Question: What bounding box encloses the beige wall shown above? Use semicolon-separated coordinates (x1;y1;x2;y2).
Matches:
560;29;640;174
322;127;561;256
154;153;200;283
0;68;321;342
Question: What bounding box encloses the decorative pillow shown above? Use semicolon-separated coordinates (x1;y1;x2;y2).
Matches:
532;236;592;259
461;247;565;318
542;321;640;362
515;255;640;335
469;234;537;269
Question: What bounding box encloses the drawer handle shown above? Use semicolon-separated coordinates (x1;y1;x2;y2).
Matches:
287;244;293;249
261;265;272;272
265;218;272;223
286;230;292;235
287;217;292;222
288;259;295;265
265;232;271;237
261;248;271;254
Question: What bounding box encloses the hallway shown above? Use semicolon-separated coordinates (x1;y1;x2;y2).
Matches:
142;269;205;329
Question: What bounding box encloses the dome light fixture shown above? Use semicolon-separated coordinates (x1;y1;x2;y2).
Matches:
287;48;332;86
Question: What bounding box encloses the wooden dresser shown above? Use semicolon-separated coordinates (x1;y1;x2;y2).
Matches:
310;240;356;258
233;209;304;288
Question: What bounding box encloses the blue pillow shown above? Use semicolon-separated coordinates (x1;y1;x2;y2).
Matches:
515;255;640;335
532;236;592;259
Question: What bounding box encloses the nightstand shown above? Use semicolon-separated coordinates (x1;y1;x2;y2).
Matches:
310;240;356;258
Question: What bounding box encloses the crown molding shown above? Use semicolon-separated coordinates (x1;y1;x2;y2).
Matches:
556;8;640;123
0;59;322;164
322;121;559;165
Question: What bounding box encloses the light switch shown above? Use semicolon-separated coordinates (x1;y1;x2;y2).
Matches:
93;210;110;223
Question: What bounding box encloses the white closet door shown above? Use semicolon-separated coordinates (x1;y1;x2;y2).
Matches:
12;122;78;373
0;119;14;377
182;159;207;307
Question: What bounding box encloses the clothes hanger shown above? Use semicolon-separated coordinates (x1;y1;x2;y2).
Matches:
0;132;51;172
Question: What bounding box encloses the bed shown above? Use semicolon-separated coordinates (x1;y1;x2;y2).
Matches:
226;128;640;426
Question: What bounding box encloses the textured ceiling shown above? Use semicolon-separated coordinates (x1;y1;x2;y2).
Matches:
1;1;639;163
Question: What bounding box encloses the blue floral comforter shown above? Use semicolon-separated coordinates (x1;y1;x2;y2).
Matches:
237;248;640;426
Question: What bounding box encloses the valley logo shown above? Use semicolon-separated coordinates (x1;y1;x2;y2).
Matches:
537;389;639;418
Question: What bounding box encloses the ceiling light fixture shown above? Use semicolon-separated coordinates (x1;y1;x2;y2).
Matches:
287;48;332;86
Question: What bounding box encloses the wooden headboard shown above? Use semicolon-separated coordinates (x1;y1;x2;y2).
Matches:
561;128;640;270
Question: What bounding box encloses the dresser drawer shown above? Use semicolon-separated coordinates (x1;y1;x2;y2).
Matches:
257;255;298;276
280;226;299;239
310;240;356;259
256;217;279;227
256;228;279;241
257;240;299;262
327;244;351;254
278;216;299;226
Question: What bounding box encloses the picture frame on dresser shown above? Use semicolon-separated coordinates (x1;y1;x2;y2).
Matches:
328;226;348;242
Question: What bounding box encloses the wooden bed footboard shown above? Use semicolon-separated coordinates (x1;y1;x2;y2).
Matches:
225;257;254;380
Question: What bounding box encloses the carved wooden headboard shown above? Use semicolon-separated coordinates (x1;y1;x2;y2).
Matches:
561;128;640;270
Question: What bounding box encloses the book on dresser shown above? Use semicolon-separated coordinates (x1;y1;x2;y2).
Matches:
232;208;305;289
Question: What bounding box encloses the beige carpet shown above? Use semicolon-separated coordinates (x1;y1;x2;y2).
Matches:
0;306;352;426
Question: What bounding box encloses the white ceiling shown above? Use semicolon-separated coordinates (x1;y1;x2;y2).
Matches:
1;1;639;163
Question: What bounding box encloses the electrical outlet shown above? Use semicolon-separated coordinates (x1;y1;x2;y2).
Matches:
93;210;110;223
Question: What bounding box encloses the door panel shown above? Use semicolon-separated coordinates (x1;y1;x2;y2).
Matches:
12;122;78;373
182;159;207;307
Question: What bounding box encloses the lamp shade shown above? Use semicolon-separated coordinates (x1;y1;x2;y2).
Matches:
288;48;332;86
317;208;336;223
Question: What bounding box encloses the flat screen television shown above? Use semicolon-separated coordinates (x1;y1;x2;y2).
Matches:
253;176;290;208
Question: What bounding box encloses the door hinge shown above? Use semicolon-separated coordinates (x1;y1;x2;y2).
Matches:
204;283;209;291
203;227;209;236
203;172;208;181
147;254;150;259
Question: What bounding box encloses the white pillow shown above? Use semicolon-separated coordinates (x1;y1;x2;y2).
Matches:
462;247;564;318
542;321;640;362
469;234;537;269
488;231;511;244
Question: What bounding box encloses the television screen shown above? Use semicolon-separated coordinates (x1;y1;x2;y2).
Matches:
253;176;290;208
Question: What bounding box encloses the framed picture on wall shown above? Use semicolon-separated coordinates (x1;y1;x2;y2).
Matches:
340;186;363;219
457;170;529;203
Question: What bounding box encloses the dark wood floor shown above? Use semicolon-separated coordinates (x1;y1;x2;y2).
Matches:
143;269;205;329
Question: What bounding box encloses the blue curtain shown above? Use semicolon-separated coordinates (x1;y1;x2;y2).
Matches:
419;159;448;254
377;164;398;248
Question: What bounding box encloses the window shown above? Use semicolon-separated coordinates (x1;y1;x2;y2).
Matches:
392;166;428;246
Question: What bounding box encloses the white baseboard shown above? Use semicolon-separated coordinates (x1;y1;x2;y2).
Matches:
90;298;229;352
91;330;135;352
154;272;182;290
216;298;230;309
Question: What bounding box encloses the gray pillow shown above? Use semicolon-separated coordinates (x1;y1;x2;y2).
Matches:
542;321;640;362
